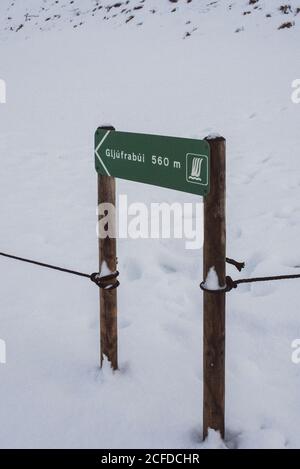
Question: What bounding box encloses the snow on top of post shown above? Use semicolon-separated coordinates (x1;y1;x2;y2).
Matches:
205;133;222;140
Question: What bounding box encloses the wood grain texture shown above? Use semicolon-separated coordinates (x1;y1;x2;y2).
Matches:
203;136;226;439
97;125;118;370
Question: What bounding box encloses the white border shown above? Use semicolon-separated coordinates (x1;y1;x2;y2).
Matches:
186;153;209;186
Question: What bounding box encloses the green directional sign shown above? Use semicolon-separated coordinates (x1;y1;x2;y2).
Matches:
95;129;210;196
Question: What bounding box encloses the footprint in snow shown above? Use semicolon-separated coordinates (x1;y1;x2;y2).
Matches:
119;317;132;330
123;257;143;281
160;262;177;274
162;321;189;344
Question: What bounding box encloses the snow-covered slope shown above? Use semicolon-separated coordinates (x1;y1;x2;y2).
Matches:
1;0;300;39
0;0;300;449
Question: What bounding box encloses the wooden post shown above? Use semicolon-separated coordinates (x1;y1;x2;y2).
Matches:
203;136;226;439
97;125;118;370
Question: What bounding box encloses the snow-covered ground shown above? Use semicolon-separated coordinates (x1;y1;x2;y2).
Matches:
0;0;300;449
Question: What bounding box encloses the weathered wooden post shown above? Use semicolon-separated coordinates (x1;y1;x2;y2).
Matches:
97;125;118;370
203;136;226;439
94;128;211;378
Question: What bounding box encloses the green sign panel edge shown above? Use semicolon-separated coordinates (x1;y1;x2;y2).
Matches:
95;129;210;196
